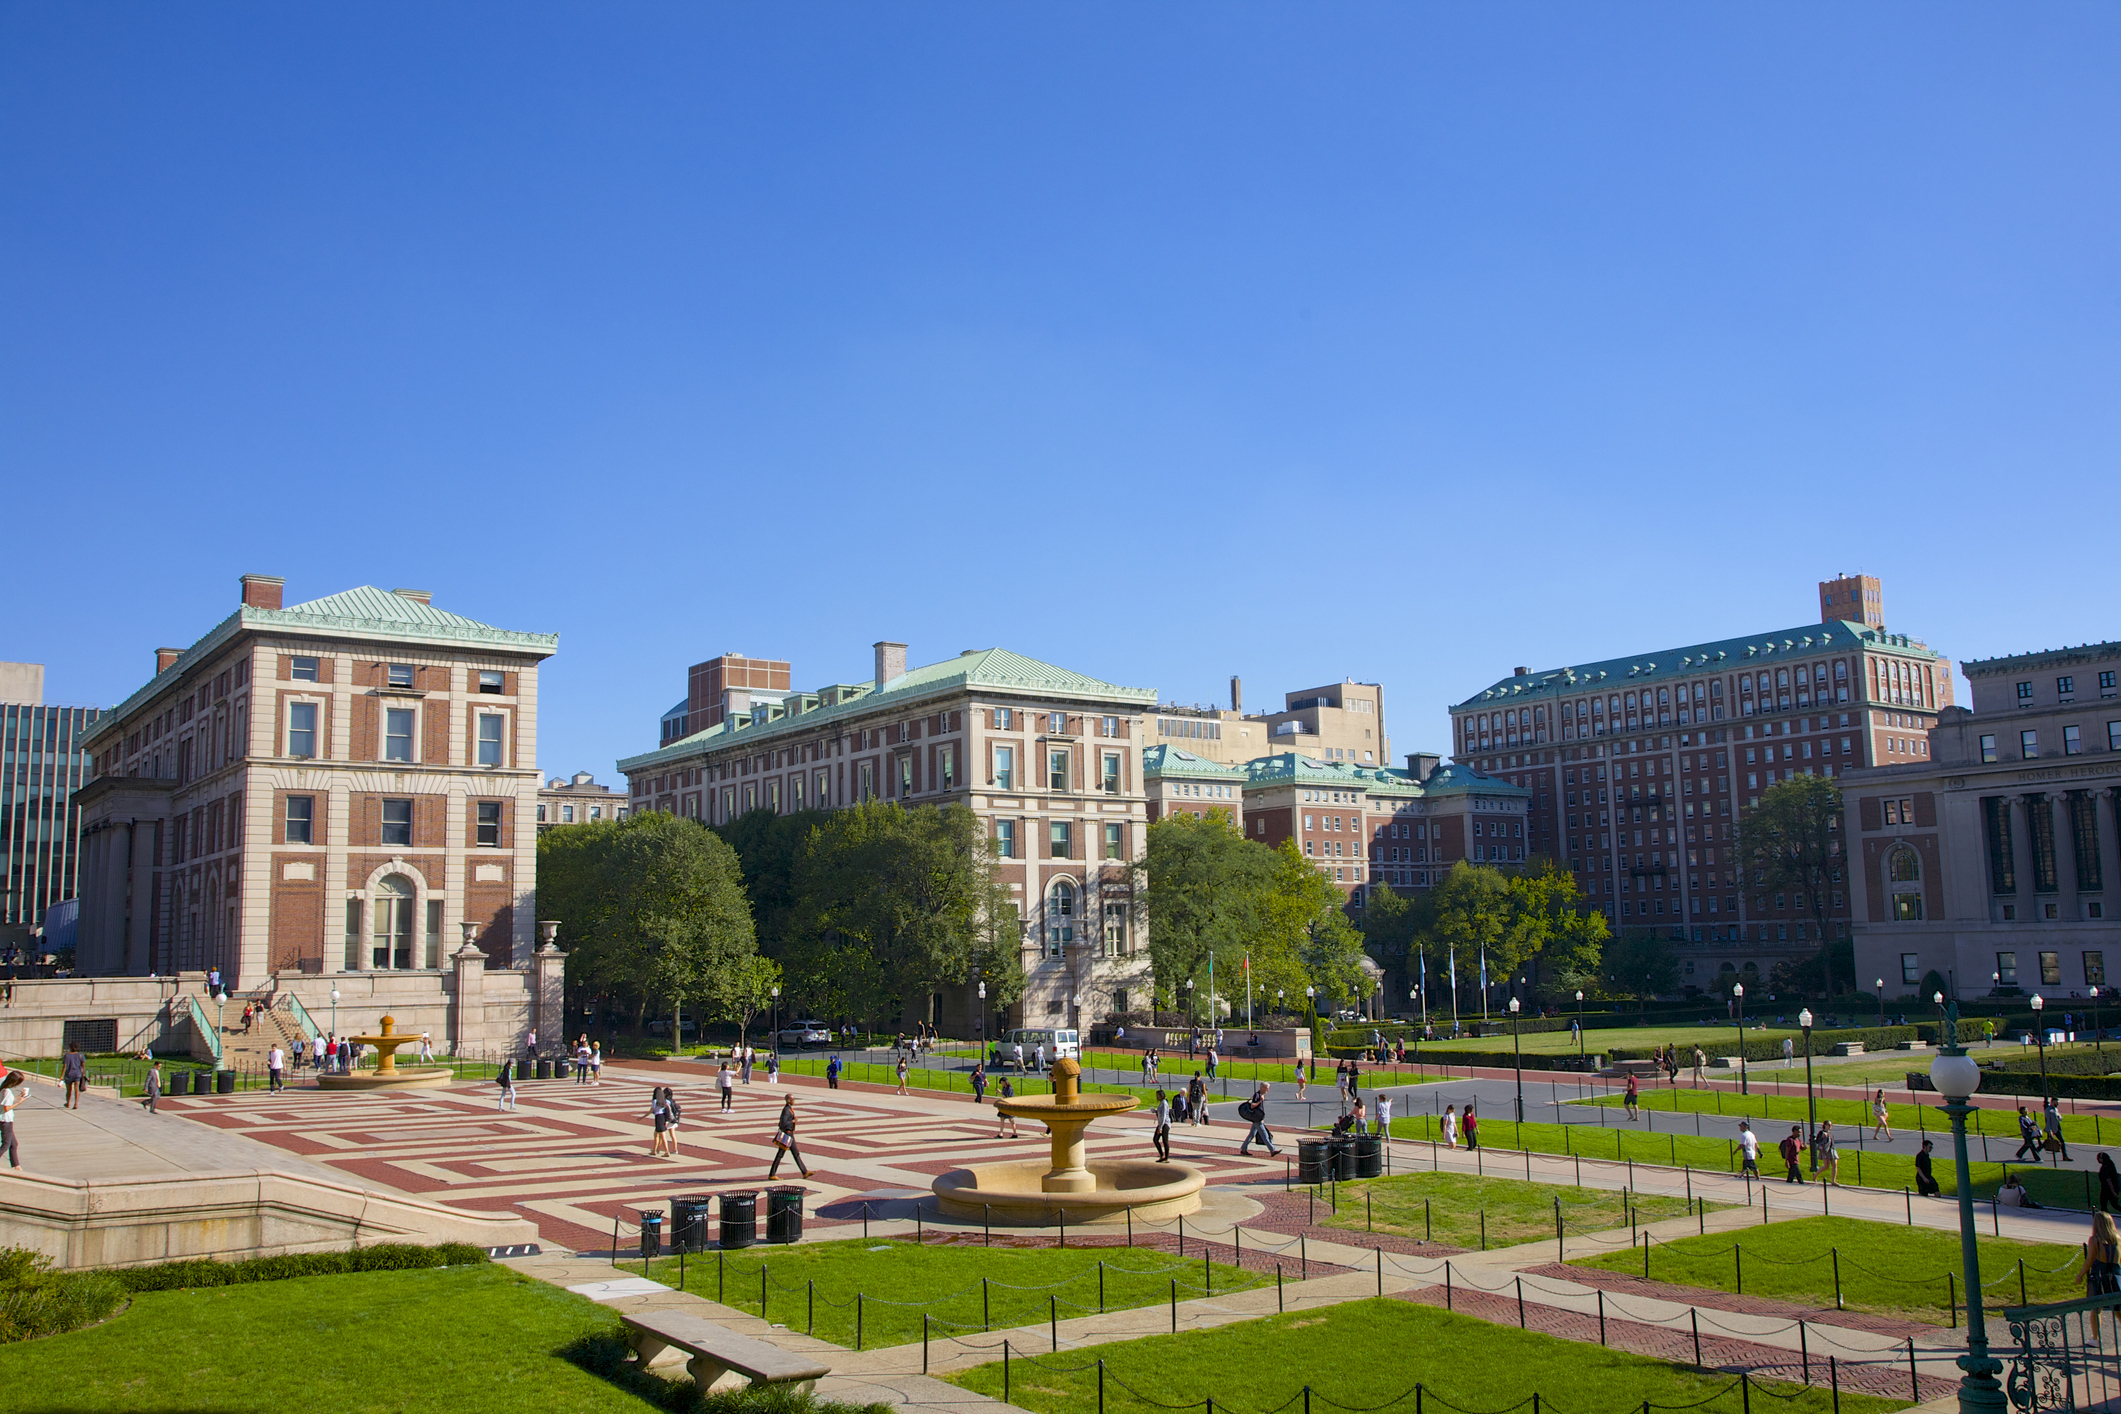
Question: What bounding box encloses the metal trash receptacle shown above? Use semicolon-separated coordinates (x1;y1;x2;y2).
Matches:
718;1190;759;1249
555;1056;571;1079
766;1187;804;1244
670;1195;714;1253
638;1209;663;1259
168;1069;190;1097
535;1058;554;1080
215;1069;235;1095
1329;1136;1357;1181
1296;1138;1329;1185
1354;1134;1384;1178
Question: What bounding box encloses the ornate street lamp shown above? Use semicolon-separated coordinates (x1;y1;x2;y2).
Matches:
770;985;781;1052
2030;994;2050;1102
1930;994;2007;1414
1877;977;1887;1029
1185;977;1196;1025
1508;996;1524;1122
1575;990;1586;1058
1732;982;1748;1096
329;985;340;1041
977;980;988;1055
1799;1007;1817;1170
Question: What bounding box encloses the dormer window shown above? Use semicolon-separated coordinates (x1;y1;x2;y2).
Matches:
478;671;504;694
388;664;415;689
291;656;319;682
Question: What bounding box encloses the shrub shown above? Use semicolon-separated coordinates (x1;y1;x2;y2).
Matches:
118;1242;488;1292
0;1248;127;1343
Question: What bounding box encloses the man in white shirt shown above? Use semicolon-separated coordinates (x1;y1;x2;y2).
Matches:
267;1045;284;1092
1737;1121;1761;1179
312;1034;326;1070
0;1073;22;1168
1374;1092;1394;1139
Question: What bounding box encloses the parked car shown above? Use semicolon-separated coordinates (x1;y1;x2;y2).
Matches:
777;1019;833;1048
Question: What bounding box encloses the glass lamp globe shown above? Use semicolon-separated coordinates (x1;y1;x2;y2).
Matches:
2031;994;2045;1012
1798;1008;1813;1028
1508;998;1521;1014
1931;1049;1982;1100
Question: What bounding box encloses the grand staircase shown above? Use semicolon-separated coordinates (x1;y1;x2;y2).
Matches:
208;993;311;1070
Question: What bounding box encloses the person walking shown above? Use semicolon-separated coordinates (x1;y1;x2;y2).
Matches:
645;1088;671;1158
1814;1120;1839;1183
1916;1139;1942;1197
995;1076;1020;1138
495;1057;517;1112
1871;1089;1893;1141
1205;1047;1218;1082
574;1039;592;1085
2016;1106;2044;1161
0;1070;22;1168
1779;1125;1807;1183
826;1054;842;1090
1374;1091;1393;1139
1187;1071;1209;1128
767;1095;811;1179
2101;1153;2121;1214
590;1042;602;1084
1738;1121;1761;1180
142;1060;162;1114
2088;1211;2121;1344
665;1088;684;1159
740;1047;754;1084
1239;1083;1279;1156
971;1062;987;1105
765;1050;780;1085
1623;1073;1640;1121
894;1054;910;1096
312;1032;326;1072
61;1042;85;1109
1293;1059;1308;1101
1691;1047;1706;1087
1442;1104;1460;1149
1334;1061;1350;1115
1463;1102;1480;1151
718;1061;735;1111
2046;1097;2073;1161
1151;1089;1172;1162
267;1044;284;1093
1782;1036;1795;1066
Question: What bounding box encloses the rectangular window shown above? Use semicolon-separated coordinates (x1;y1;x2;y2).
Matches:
1048;711;1066;734
1050;820;1072;858
1980;734;1998;764
2040;950;2062;987
381;798;413;846
476;714;504;766
1900;951;1920;985
2087;952;2107;988
995;707;1013;730
288;701;317;758
384;708;415;762
476;801;501;846
1104;822;1123;859
2058;676;2075;697
290;656;319;682
478;670;505;694
561;804;573;822
2017;681;2034;701
897;755;913;797
1893;894;1924;921
1101;752;1121;794
1102;716;1119;737
2021;729;2039;760
1048;749;1069;792
388;663;415;689
2029;794;2059;893
536;803;547;822
285;795;314;845
2064;725;2082;755
994;746;1014;791
1103;902;1128;954
938;743;957;791
859;762;875;801
1996;950;2018;987
995;820;1016;858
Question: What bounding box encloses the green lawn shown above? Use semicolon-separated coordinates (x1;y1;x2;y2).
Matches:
948;1296;1904;1414
1417;1024;1807;1056
1575;1085;2119;1146
0;1262;761;1414
1317;1171;1702;1250
1387;1112;2095;1207
617;1237;1261;1349
5;1053;212;1089
1574;1215;2086;1323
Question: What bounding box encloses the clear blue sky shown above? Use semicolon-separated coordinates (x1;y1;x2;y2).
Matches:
5;5;2115;777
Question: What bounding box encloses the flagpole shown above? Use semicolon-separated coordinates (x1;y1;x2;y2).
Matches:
1244;951;1253;1031
1480;945;1491;1023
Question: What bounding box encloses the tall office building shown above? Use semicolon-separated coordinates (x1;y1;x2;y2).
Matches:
0;663;101;947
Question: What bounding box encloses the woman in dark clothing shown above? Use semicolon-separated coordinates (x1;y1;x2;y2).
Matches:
1915;1138;1941;1197
2098;1152;2121;1213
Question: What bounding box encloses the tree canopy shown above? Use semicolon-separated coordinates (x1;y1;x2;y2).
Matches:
1736;774;1845;997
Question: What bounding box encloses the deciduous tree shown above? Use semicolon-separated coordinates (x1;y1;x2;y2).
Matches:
1737;775;1845;998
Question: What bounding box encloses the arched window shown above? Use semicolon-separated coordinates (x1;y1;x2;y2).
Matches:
373;875;416;969
1888;846;1920;884
1045;880;1076;956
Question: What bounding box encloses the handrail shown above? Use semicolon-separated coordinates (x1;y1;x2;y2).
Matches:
183;993;223;1065
279;991;321;1041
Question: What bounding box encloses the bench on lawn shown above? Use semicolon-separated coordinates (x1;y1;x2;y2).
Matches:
1708;1055;1747;1069
622;1309;831;1395
1830;1042;1865;1057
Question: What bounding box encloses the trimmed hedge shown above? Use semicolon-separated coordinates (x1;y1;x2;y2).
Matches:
117;1242;488;1292
1981;1050;2121;1079
1970;1070;2121;1102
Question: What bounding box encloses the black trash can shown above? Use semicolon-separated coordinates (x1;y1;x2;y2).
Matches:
1328;1136;1357;1181
555;1056;571;1079
168;1069;190;1097
638;1210;663;1259
719;1191;759;1249
670;1195;714;1253
536;1058;554;1080
766;1187;805;1244
215;1069;236;1095
1296;1138;1330;1185
1354;1134;1384;1179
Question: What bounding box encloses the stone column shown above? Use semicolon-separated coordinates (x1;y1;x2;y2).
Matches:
534;941;566;1046
2055;794;2080;900
2100;790;2121;909
2010;796;2037;913
450;943;487;1053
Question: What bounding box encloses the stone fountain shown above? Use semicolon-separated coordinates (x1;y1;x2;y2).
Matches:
931;1056;1204;1221
316;1014;454;1091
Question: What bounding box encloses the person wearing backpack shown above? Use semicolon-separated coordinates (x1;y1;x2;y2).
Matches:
665;1089;685;1159
1151;1089;1172;1162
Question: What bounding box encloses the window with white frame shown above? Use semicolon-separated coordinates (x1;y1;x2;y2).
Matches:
478;670;504;695
381;798;413;846
288;701;318;758
290;656;319;682
476;801;502;846
384;708;415;762
476;713;504;766
285;795;314;844
388;663;415;689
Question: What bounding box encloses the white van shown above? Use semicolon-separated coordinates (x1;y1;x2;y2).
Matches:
997;1027;1080;1064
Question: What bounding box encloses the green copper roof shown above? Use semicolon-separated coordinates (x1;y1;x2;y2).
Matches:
620;647;1156;773
87;586;558;745
1142;744;1247;781
1451;618;1943;711
1237;752;1528;801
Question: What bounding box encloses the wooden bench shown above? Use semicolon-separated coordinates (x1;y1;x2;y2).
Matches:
622;1310;831;1395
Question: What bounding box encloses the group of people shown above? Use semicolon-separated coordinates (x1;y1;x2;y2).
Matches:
1438;1102;1480;1149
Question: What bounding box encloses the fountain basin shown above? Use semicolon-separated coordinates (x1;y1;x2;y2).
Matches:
932;1159;1204;1221
316;1065;456;1091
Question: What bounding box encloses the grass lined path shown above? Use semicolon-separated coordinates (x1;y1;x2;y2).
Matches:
1315;1171;1702;1250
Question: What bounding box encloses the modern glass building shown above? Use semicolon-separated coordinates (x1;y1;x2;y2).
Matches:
0;663;100;946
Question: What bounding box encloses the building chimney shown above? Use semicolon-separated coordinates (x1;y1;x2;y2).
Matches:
1230;676;1243;713
1513;666;1528;678
155;648;183;674
239;574;285;611
391;588;433;606
1406;751;1441;782
874;641;908;687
